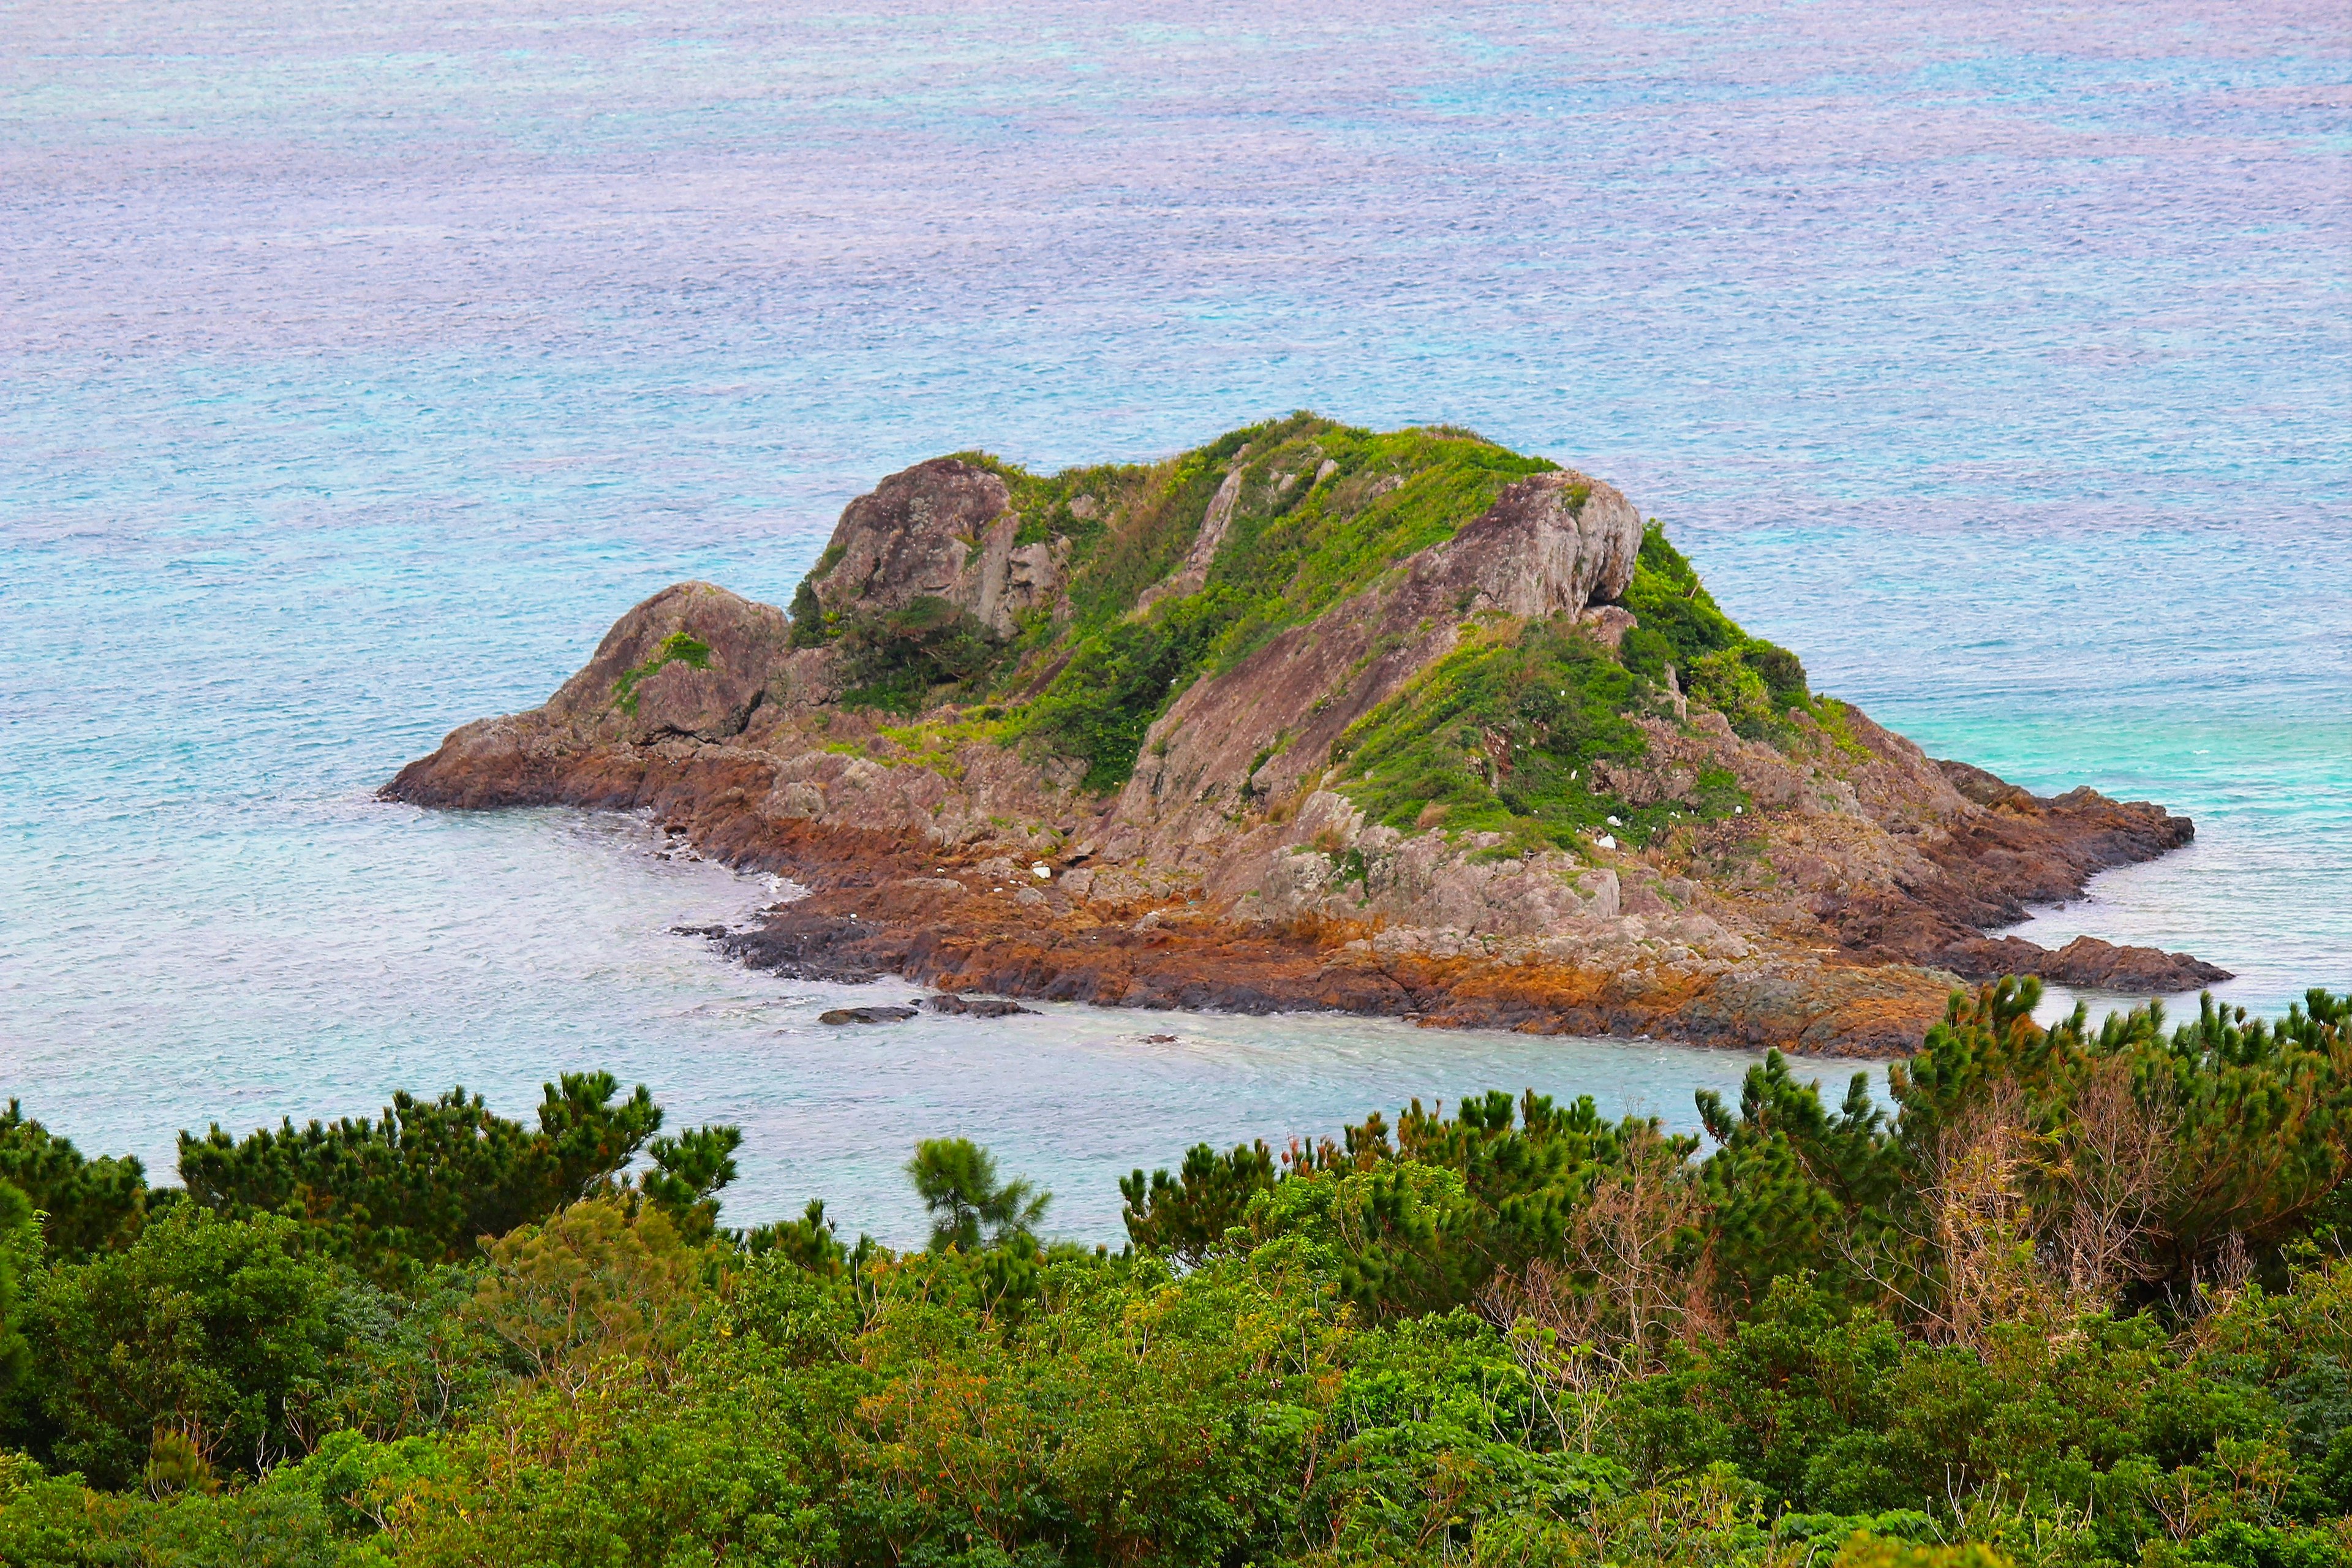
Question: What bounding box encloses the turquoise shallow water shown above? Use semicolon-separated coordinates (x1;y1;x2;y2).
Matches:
2;0;2346;1245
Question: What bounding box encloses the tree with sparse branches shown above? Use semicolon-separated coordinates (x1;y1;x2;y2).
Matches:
905;1139;1048;1252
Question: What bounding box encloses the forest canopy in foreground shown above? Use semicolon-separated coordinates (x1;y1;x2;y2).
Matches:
0;983;2346;1567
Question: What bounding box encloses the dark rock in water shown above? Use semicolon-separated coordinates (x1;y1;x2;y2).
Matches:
721;919;883;984
923;993;1035;1017
2044;935;2232;992
818;1005;918;1025
670;923;729;938
1139;1033;1178;1044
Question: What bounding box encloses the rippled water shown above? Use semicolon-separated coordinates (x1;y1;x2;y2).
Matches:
2;0;2345;1244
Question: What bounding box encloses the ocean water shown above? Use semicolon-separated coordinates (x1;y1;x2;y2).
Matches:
2;0;2345;1246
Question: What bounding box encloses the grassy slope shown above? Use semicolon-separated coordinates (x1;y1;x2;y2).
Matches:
1328;526;1830;854
793;417;1820;836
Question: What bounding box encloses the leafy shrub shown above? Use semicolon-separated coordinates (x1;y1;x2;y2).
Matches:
26;1205;360;1488
1016;592;1231;790
176;1072;737;1283
1120;1140;1276;1265
835;595;1007;714
1331;613;1746;848
1619;522;1813;734
0;1101;147;1259
787;541;848;648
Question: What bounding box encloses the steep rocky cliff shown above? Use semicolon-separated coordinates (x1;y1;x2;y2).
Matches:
385;415;2224;1054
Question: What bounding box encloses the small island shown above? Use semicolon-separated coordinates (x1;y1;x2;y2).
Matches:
387;415;2223;1054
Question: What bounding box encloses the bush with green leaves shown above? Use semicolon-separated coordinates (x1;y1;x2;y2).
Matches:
1328;611;1752;851
23;1204;362;1489
1618;522;1814;734
834;595;1010;714
176;1071;739;1282
0;1101;148;1260
2;986;2349;1567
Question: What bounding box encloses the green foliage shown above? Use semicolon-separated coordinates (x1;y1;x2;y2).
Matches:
466;1199;706;1387
24;1205;361;1489
1015;590;1232;790
1190;419;1557;668
141;1427;220;1500
633;1124;741;1243
788;541;848;647
1695;1057;1890;1311
0;1100;148;1259
287;1428;451;1538
835;595;1009;714
739;1198;864;1281
2;990;2348;1564
175;1072;737;1283
609;630;712;715
1619;522;1814;735
1120;1139;1275;1265
1228;1091;1657;1321
0;1450;347;1566
1891;979;2352;1291
1671;980;2352;1322
1000;416;1559;794
0;1185;33;1411
1687;646;1775;731
905;1138;1049;1252
1331;613;1746;848
317;1265;502;1443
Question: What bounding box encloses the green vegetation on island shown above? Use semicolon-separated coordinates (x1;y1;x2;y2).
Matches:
0;983;2347;1566
789;415;1815;822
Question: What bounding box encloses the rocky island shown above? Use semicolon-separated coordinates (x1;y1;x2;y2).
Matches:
385;416;2225;1054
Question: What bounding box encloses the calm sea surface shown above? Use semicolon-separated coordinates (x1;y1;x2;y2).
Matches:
3;0;2346;1245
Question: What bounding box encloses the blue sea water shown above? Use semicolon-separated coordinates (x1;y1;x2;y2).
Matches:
2;0;2346;1246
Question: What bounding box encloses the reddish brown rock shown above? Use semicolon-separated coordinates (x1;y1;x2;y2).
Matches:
2044;935;2231;992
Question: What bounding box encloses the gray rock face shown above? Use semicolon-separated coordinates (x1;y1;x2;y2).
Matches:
807;458;1061;636
1116;467;1643;853
1427;470;1642;619
543;581;790;744
1134;461;1246;613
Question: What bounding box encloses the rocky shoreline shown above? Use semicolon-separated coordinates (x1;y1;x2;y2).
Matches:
385;419;2225;1055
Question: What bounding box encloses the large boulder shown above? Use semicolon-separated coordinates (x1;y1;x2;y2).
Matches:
544;581;790;744
805;458;1061;636
1425;469;1642;617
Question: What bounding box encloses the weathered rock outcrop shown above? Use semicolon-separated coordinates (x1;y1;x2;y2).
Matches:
384;417;2224;1054
1116;469;1642;859
805;458;1061;636
386;581;797;805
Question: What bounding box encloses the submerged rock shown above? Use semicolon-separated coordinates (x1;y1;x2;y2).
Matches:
923;993;1036;1017
817;1005;918;1025
384;415;2225;1054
